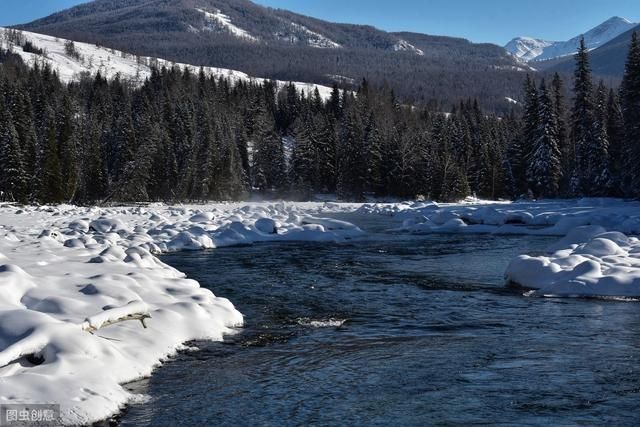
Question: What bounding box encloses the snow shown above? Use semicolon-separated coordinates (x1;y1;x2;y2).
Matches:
288;22;341;49
505;96;519;105
505;229;640;298
196;8;259;42
393;39;425;56
0;202;362;425
506;16;636;62
362;198;640;297
0;28;335;100
4;198;640;423
504;37;554;62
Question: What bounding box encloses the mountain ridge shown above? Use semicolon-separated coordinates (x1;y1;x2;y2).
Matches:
505;16;636;62
17;0;529;113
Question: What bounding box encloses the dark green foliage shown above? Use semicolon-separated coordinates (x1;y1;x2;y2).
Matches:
621;32;640;196
571;38;596;195
2;36;640;204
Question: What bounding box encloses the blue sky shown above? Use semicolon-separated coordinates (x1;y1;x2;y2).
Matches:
2;0;640;45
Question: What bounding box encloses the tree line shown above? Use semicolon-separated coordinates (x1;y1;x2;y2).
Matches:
0;34;639;205
518;35;640;198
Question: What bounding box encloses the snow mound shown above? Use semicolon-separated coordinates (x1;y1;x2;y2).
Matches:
505;230;640;298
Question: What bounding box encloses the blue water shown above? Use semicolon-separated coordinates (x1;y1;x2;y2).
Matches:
119;215;640;426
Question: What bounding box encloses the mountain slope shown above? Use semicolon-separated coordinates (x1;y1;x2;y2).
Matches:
0;27;334;98
19;0;528;112
506;17;636;62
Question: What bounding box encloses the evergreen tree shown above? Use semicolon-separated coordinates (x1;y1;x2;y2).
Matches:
551;72;571;194
606;89;625;193
620;31;640;195
589;82;613;195
0;100;27;202
527;80;561;198
571;37;596;196
40;109;64;203
519;75;539;194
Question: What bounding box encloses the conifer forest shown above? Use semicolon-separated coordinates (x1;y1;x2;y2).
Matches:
2;35;640;204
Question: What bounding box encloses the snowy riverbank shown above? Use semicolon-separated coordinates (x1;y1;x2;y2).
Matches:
0;202;362;425
2;198;640;424
360;198;640;297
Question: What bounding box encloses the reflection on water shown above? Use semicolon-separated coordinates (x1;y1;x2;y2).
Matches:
119;216;640;426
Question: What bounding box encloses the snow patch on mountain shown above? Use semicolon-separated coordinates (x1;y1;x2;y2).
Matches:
0;28;334;100
393;39;425;56
196;8;259;42
288;22;341;49
506;16;636;62
505;37;554;62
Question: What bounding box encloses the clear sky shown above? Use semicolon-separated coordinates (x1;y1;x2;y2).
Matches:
2;0;640;46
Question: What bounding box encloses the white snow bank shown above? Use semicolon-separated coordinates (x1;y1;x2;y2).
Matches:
505;228;640;298
362;198;640;298
0;201;362;425
370;198;640;237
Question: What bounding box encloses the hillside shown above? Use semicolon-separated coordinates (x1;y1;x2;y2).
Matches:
19;0;529;112
0;27;334;98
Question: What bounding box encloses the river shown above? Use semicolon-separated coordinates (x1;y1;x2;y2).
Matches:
119;214;640;426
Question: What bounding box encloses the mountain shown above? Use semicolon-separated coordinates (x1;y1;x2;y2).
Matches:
0;27;334;98
506;16;636;62
18;0;529;112
538;23;640;77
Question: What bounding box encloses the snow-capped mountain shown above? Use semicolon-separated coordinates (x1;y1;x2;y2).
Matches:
506;16;636;62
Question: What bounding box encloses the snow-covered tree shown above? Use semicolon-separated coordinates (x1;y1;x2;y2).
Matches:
588;82;613;195
527;81;561;198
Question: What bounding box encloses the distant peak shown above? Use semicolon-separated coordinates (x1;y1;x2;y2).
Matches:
603;16;632;25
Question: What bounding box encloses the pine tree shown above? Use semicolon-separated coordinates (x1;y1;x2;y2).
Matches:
0;100;27;202
58;95;79;201
589;82;613;195
527;80;561;198
40;109;64;203
337;108;366;200
620;31;640;196
252;110;286;193
551;72;571;194
571;37;596;196
520;75;540;194
290;114;316;196
606;89;625;193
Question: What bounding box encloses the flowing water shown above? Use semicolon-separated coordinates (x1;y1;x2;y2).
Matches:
119;214;640;426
